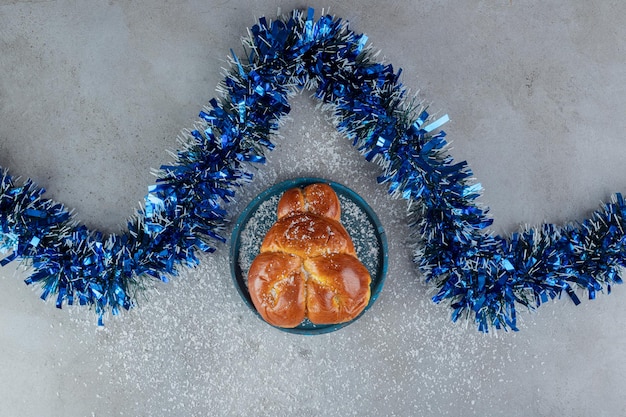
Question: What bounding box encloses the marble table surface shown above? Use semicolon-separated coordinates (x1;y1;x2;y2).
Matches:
1;1;625;416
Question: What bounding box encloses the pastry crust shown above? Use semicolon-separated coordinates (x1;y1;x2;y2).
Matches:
304;254;371;325
259;212;356;259
276;183;341;221
247;252;306;328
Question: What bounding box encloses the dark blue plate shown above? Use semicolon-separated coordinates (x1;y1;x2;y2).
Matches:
230;178;388;334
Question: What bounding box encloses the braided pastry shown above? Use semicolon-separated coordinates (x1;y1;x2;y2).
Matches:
247;183;371;328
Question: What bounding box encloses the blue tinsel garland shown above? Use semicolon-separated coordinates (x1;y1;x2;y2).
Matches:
0;8;623;331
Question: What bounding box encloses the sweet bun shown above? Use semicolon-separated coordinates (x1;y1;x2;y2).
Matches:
304;253;371;324
259;213;356;259
247;183;371;328
276;182;341;221
247;252;306;328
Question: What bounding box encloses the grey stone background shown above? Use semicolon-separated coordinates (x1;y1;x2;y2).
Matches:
1;1;625;416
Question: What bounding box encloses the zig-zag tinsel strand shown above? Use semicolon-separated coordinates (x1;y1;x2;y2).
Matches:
0;8;623;330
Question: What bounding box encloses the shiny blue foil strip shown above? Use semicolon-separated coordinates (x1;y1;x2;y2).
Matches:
0;8;623;331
